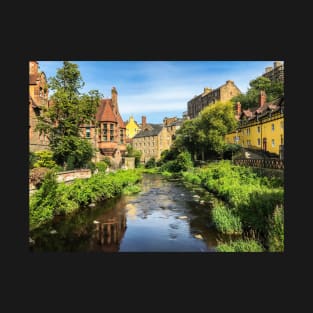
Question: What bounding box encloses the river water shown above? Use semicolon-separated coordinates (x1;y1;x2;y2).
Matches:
30;173;228;252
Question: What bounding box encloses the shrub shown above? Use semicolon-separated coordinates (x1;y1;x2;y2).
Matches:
267;205;284;252
33;150;57;169
145;157;156;168
29;167;50;188
211;205;243;235
29;152;38;169
216;239;264;252
95;161;108;173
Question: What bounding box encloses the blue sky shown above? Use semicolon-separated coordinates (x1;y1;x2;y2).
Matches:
37;61;282;124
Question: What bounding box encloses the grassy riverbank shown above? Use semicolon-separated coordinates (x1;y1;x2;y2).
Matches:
29;169;142;231
160;160;284;252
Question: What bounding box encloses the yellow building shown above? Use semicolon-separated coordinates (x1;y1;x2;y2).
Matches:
125;116;140;139
225;92;284;158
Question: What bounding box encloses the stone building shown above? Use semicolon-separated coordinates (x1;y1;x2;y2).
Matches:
29;61;50;152
132;116;183;163
80;87;126;166
262;61;284;83
187;80;241;119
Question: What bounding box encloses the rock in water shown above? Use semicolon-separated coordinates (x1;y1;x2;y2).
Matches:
50;229;57;234
178;215;188;219
29;237;35;245
194;234;203;240
89;203;96;207
93;220;100;224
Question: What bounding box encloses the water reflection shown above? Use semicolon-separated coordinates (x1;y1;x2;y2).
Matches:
91;214;127;252
30;173;230;252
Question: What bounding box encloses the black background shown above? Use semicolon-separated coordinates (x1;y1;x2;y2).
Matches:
2;2;308;311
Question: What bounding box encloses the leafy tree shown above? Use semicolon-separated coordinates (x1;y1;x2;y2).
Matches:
232;76;284;110
36;61;102;168
145;157;156;168
126;144;142;167
33;150;57;169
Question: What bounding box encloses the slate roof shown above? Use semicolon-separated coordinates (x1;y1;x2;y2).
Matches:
133;124;163;138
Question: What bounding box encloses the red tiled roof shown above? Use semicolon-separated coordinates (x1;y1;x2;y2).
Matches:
96;99;117;123
116;112;126;128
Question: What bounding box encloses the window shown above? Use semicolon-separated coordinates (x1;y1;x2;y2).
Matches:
120;129;124;143
257;126;260;133
110;124;114;142
257;138;261;146
271;123;275;131
86;127;90;138
272;139;275;147
103;124;108;141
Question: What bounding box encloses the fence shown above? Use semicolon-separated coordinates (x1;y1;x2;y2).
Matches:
234;158;284;170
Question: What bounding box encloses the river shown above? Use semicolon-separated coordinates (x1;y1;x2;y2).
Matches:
30;173;230;252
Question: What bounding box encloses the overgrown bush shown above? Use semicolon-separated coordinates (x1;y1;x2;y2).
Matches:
145;157;156;168
211;205;242;235
33;150;57;169
29;167;50;188
216;239;264;252
267;205;284;252
95;161;108;173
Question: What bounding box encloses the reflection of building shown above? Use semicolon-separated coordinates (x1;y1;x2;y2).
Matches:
225;91;284;158
91;213;127;252
132;116;183;163
187;80;241;119
29;61;50;152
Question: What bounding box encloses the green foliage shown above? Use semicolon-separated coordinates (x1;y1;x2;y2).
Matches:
122;184;141;195
126;144;142;167
29;167;50;188
33;150;57;169
223;143;241;160
85;161;96;173
267;205;284;252
231;76;284;110
145;157;156;168
216;239;264;252
174;101;237;159
160;151;193;173
95;160;108;172
52;136;94;169
35;61;102;168
29;152;38;169
29;169;143;231
211;205;242;235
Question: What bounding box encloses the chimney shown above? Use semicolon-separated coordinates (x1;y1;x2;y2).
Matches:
29;61;38;75
236;102;241;116
274;61;282;68
265;66;273;73
111;86;118;114
142;116;147;130
259;90;267;107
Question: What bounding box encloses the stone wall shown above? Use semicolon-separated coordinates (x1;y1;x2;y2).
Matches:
29;169;92;195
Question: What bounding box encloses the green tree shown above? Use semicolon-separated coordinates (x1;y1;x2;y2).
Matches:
126;144;142;167
232;76;284;110
36;61;102;168
198;100;238;158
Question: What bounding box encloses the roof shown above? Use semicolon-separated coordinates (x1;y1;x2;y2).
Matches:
133;124;163;138
240;96;284;122
96;99;117;123
116;112;126;128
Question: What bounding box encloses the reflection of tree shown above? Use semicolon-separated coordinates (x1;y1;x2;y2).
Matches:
91;212;127;252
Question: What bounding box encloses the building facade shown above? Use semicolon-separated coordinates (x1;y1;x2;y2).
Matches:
132;116;183;163
225;91;284;158
262;61;284;83
187;80;241;119
29;61;50;152
125;116;141;139
80;87;126;165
